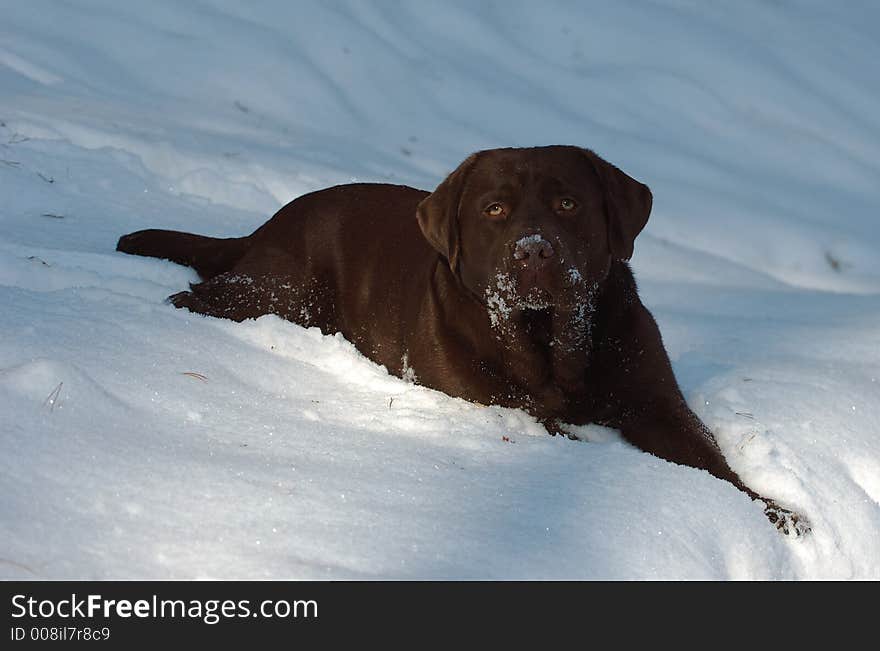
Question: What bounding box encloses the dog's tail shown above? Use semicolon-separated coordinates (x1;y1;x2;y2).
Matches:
116;229;251;280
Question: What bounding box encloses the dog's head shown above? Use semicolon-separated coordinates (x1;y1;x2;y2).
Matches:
417;146;652;324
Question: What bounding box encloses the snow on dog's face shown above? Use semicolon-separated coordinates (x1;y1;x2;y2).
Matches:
417;146;652;330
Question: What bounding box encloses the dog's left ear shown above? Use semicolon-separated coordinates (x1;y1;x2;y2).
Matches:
581;149;652;261
416;152;480;273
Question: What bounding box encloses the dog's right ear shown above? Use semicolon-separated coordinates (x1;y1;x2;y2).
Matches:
416;152;480;273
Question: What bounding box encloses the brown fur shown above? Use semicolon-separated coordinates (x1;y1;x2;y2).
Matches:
117;145;807;534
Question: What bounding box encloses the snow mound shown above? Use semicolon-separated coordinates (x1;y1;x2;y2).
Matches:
1;0;878;579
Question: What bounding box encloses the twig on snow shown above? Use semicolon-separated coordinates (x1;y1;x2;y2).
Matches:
43;382;63;411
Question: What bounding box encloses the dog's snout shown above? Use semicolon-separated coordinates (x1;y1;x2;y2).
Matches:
513;235;554;261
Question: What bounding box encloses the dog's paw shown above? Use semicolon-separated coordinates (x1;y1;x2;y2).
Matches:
167;291;194;309
541;418;564;437
539;418;581;440
763;500;811;537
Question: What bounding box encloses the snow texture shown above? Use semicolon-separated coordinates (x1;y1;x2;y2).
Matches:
1;0;879;579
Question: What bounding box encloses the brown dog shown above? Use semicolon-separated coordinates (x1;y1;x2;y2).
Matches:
117;145;807;534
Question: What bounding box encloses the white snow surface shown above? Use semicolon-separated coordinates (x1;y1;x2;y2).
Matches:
1;1;879;580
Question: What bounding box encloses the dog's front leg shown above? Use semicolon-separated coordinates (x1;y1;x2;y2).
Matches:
613;401;809;535
592;302;809;535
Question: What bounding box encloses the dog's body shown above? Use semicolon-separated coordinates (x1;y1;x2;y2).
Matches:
118;146;806;533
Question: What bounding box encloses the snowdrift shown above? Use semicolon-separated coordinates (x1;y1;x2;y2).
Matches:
1;1;878;579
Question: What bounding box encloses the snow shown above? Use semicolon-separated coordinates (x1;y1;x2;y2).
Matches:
514;234;547;250
1;0;879;579
485;271;517;329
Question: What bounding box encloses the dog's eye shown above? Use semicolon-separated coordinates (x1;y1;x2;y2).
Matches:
557;197;577;212
484;202;507;219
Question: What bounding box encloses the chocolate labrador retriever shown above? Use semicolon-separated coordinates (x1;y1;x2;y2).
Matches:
117;145;807;534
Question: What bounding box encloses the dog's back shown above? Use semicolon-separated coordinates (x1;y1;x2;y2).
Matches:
117;183;430;280
117;182;436;373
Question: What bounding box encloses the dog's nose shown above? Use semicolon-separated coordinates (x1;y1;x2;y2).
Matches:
513;235;554;261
